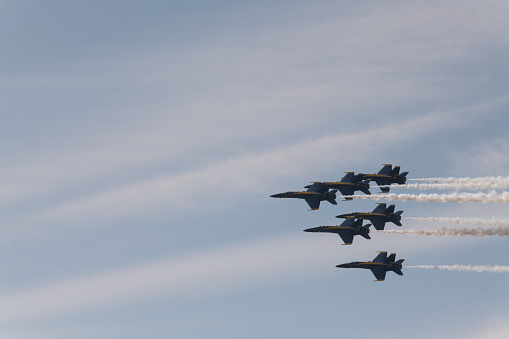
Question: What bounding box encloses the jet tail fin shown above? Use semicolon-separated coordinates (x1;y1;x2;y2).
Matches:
327;190;338;205
385;204;395;215
360;180;371;195
353;218;364;228
361;224;371;239
379;186;390;193
392;211;403;226
394;259;404;275
390;166;401;176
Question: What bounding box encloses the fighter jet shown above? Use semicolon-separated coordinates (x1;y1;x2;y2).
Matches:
304;172;371;200
303;217;371;245
336;251;404;281
336;203;403;230
270;182;338;210
359;164;409;193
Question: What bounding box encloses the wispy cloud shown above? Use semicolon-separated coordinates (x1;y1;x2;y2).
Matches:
0;234;334;323
31;108;491;222
0;229;460;324
450;138;509;177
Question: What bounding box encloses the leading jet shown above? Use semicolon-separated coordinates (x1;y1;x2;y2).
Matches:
304;172;371;200
270;182;338;210
303;217;371;245
359;164;409;193
336;203;403;230
336;251;404;281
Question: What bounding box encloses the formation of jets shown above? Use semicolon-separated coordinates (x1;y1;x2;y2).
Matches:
271;164;408;281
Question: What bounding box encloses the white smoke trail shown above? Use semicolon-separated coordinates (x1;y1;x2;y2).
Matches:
405;217;509;226
392;181;509;190
344;191;509;203
407;265;509;273
408;176;509;185
378;226;509;237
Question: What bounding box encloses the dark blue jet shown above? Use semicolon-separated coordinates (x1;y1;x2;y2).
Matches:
303;217;371;245
336;203;403;230
304;172;371;200
336;251;404;281
359;164;409;193
270;182;338;210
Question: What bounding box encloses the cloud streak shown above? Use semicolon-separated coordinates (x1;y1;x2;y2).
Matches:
31;111;471;221
0;234;328;323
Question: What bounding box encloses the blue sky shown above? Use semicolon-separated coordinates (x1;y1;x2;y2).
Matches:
2;1;509;338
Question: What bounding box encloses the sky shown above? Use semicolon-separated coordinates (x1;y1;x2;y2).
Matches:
1;0;509;338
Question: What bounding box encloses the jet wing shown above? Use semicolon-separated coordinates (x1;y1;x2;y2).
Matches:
304;197;320;210
336;186;355;198
340;172;355;183
377;183;391;193
371;203;386;214
370;267;387;281
372;251;388;263
339;217;356;228
306;182;327;193
378;164;393;175
369;216;387;230
337;231;354;245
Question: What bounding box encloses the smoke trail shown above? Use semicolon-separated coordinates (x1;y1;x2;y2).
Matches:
408;176;509;185
344;191;509;203
392;181;509;190
378;226;509;237
405;217;509;226
407;265;509;273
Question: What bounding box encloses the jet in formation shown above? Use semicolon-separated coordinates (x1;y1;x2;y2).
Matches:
270;182;338;210
303;217;371;245
304;172;371;200
336;251;404;281
336;203;403;230
271;172;372;210
359;164;408;193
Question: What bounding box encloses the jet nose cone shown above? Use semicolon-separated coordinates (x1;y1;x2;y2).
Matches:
270;193;282;198
336;264;347;268
303;227;315;232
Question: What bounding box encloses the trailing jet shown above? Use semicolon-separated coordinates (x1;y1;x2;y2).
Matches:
304;172;371;200
359;164;409;193
303;217;371;245
336;203;403;230
336;251;404;281
270;182;338;210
